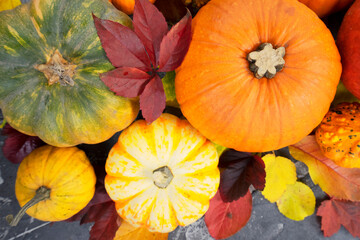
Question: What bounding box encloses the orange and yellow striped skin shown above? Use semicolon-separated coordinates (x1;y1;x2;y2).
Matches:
15;145;96;221
105;114;220;233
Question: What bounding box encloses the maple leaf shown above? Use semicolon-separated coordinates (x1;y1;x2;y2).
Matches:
317;198;360;238
94;0;192;123
1;123;45;164
218;149;265;202
289;135;360;201
114;220;168;240
261;154;297;203
205;190;252;240
66;165;120;240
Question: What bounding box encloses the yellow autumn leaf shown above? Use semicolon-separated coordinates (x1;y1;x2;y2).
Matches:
276;181;316;221
0;0;21;11
114;221;168;240
261;154;297;202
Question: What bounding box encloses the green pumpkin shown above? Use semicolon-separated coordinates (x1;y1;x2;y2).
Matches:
0;0;139;147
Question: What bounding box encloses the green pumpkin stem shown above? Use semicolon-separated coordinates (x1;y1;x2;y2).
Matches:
6;186;51;227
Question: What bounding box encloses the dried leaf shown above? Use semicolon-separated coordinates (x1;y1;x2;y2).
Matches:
0;0;21;11
93;14;151;71
205;190;252;240
101;67;151;98
289;135;360;201
1;124;44;164
114;221;168;240
134;0;168;66
317;198;360;238
261;154;297;203
218;150;265;202
158;9;192;72
276;182;315;221
140;75;166;123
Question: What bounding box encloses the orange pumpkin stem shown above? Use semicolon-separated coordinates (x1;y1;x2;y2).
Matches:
152;166;174;188
247;43;285;79
35;50;76;86
6;186;51;227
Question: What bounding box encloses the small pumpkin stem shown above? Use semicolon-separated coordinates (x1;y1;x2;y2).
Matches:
6;186;50;227
35;50;76;86
153;166;174;189
247;43;285;79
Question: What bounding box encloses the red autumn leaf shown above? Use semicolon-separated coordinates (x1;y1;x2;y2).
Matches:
133;0;168;66
100;67;151;98
1;123;44;164
94;0;192;123
89;202;120;240
205;190;252;240
66;165;120;240
218;149;265;202
140;75;166;122
317;198;360;238
289;135;360;201
158;9;192;72
93;14;151;71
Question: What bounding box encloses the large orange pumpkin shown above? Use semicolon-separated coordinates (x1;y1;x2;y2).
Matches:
298;0;354;17
175;0;342;152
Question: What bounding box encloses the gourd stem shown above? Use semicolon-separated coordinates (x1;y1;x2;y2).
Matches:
153;166;174;189
247;43;285;79
6;186;50;227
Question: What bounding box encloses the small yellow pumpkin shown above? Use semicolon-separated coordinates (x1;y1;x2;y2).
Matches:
8;145;96;226
316;102;360;168
105;113;220;233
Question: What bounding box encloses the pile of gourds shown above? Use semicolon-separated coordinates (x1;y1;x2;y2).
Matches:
1;0;360;237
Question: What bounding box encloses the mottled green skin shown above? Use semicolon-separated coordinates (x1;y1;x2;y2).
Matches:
0;0;139;147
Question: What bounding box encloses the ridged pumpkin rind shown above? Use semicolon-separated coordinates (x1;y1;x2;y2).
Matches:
105;113;220;233
175;0;341;152
15;145;96;221
298;0;354;18
315;102;360;168
337;0;360;100
0;0;139;147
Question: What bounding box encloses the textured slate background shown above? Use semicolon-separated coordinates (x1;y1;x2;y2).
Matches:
0;0;357;239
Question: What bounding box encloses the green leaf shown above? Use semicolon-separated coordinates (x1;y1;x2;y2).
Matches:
332;81;360;107
212;141;227;156
162;71;179;108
